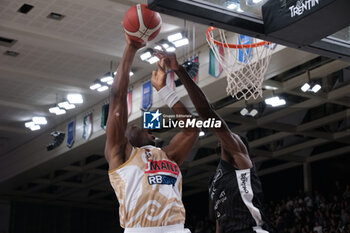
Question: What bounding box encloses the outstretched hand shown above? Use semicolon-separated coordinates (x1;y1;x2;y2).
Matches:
124;32;146;50
154;50;181;71
151;59;167;91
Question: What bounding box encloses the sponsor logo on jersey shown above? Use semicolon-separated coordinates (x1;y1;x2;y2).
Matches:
145;159;180;177
147;175;177;186
240;173;249;193
145;159;180;186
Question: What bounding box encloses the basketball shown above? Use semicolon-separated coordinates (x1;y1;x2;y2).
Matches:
123;4;162;43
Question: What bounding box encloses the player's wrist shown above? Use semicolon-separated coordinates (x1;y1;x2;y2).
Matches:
157;85;179;108
155;83;166;91
126;44;140;52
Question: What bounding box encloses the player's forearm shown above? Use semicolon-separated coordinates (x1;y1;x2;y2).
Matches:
111;45;138;98
175;66;212;119
171;101;198;134
156;85;197;133
171;101;191;122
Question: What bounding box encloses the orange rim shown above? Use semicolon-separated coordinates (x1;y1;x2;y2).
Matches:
206;26;270;49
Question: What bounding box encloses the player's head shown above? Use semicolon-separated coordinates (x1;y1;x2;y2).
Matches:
125;124;155;147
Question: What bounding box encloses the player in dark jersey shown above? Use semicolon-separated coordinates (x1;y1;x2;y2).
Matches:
155;51;276;233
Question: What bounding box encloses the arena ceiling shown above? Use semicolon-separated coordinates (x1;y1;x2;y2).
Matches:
0;0;349;208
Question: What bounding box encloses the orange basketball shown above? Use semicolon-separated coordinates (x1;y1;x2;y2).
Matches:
123;4;162;43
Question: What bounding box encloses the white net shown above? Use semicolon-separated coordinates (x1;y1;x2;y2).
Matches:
206;27;276;100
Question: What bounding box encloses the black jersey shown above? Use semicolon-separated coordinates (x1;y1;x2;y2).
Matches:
209;159;275;233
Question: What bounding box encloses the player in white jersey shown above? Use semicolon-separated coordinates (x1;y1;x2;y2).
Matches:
105;34;198;232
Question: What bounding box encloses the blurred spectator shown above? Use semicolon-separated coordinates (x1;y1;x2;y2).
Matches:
265;181;350;233
188;181;350;233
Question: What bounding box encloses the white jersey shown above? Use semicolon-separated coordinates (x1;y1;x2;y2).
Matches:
109;145;185;228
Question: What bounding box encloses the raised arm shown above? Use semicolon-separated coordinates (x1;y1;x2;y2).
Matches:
151;60;199;165
155;52;251;169
104;35;145;171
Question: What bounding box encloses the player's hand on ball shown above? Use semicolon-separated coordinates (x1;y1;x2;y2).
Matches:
154;51;180;71
151;59;167;91
124;32;145;50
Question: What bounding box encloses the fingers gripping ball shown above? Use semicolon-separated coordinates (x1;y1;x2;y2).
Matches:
123;4;162;43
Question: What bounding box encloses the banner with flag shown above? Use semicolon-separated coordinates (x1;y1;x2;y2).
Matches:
101;103;109;130
209;46;223;78
82;112;93;141
141;80;152;111
166;71;175;90
127;88;132;116
67;120;75;148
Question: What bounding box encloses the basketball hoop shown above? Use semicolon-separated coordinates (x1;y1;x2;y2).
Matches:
206;26;276;100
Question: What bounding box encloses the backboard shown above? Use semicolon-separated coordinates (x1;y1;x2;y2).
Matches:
148;0;350;62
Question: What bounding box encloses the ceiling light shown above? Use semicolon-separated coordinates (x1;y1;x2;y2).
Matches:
107;80;113;85
199;131;205;137
109;71;132;77
265;96;286;107
240;108;249;116
237;8;244;12
32;117;47;125
58;101;75;110
250;109;258;117
240;108;258;117
174;38;189;47
264;85;278;90
49;106;61;114
55;108;66;115
166;46;176;52
168;33;183;42
101;76;113;83
101;73;114;83
252;0;263;3
97;85;109;92
311;84;321;93
29;125;41;131
154;45;162;50
265;96;279;105
301;83;322;93
67;94;83;104
25;121;35;128
148;56;159;64
162;43;169;49
140;51;152;61
227;3;237;9
301;83;311;92
90;83;101;90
